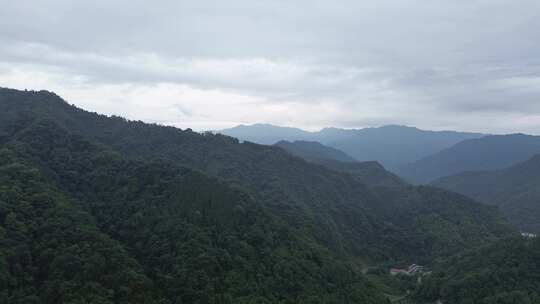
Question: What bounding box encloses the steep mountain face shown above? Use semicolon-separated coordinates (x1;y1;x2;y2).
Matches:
0;88;517;302
1;117;387;303
432;154;540;233
414;237;540;304
221;124;483;169
316;160;406;189
274;140;404;188
1;88;514;260
397;134;540;184
0;146;162;304
274;140;357;163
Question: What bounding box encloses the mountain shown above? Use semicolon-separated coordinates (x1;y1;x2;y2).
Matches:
397;134;540;184
0;104;386;303
219;124;315;145
321;125;484;169
274;140;357;163
432;154;540;233
414;237;540;304
275;140;404;188
316;160;406;189
221;124;483;168
0;88;516;302
1;88;513;260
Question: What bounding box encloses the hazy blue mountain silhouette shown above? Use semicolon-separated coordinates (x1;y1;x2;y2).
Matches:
398;134;540;183
275;140;405;188
221;124;483;168
433;154;540;232
274;140;356;162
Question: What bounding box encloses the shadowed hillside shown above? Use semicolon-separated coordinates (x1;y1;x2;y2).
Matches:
0;88;517;303
397;134;540;184
433;154;540;232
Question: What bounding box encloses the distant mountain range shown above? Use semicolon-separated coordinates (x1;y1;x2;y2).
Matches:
433;154;540;233
220;124;484;169
219;123;316;145
0;87;515;302
398;134;540;183
224;124;540;236
274;140;357;163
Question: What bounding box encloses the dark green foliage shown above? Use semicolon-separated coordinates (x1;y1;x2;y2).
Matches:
0;148;161;304
0;88;514;263
0;88;520;302
0;117;388;303
274;140;357;163
433;154;540;233
311;159;405;189
274;140;405;188
414;237;540;304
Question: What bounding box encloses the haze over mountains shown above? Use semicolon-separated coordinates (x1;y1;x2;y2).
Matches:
3;0;540;302
274;140;405;189
220;124;485;169
398;134;540;183
274;140;357;163
433;154;540;233
223;122;540;238
0;87;524;303
222;124;540;184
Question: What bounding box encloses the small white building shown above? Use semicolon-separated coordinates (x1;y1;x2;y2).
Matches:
390;264;426;276
521;232;537;239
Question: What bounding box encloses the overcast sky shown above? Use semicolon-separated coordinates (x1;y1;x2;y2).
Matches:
1;0;539;133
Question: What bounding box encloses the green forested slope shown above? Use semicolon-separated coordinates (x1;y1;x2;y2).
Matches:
0;88;519;303
0;88;513;262
274;140;357;163
433;154;540;232
414;237;540;304
0;147;162;303
1;119;387;303
274;140;405;188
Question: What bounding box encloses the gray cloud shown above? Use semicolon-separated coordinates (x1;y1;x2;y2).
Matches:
0;0;539;133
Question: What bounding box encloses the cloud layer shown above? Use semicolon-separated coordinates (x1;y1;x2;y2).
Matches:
1;0;539;133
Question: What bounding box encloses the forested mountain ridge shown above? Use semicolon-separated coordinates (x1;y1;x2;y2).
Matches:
221;124;484;168
274;140;357;163
0;145;163;303
397;134;540;184
1;117;388;303
432;154;540;233
274;140;405;188
0;88;514;261
0;87;517;302
414;237;540;304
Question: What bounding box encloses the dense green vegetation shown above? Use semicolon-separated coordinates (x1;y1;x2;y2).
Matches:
274;140;405;188
316;159;405;189
414;237;540;304
0;88;514;261
0;146;161;304
0;88;521;302
275;140;357;163
433;154;540;233
1;119;387;303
